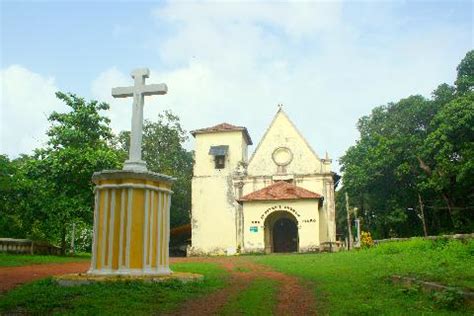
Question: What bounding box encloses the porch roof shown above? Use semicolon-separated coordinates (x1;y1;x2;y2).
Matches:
238;181;322;203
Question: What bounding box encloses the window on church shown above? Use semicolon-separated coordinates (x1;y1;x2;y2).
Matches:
209;145;228;170
215;155;226;169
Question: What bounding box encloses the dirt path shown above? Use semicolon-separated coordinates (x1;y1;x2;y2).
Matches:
169;257;316;315
0;257;317;315
0;261;90;293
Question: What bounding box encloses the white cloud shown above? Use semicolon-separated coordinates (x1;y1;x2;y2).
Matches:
0;65;66;158
94;1;471;172
2;2;470;172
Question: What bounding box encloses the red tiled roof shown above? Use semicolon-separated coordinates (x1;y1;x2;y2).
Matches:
190;123;253;145
238;181;321;202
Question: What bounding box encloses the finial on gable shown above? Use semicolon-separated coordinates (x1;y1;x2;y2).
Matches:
325;151;330;160
277;104;283;111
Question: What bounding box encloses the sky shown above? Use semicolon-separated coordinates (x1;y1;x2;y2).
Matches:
1;0;472;172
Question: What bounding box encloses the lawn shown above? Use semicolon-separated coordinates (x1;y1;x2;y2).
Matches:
221;278;278;316
0;253;91;267
0;238;472;315
0;262;227;315
252;238;474;315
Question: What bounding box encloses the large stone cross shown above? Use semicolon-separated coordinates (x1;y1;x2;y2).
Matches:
112;68;167;172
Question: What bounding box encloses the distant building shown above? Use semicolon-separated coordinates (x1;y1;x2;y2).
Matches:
189;108;336;255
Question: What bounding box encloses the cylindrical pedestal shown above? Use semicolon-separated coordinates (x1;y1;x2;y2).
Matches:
88;170;174;275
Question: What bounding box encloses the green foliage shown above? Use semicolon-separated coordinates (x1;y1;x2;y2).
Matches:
0;155;28;238
0;92;193;252
340;50;474;238
432;288;465;310
0;262;226;315
117;110;193;228
0;92;121;253
455;50;474;95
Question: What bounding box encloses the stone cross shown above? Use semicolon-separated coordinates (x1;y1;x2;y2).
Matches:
112;68;167;172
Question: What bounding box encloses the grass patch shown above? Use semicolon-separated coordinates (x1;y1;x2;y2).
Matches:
0;262;227;315
0;252;91;267
252;238;474;315
221;277;278;315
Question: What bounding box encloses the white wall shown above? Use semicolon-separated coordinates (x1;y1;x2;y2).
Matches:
242;200;320;253
190;131;247;255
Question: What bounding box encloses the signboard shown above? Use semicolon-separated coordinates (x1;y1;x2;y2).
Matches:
250;226;258;232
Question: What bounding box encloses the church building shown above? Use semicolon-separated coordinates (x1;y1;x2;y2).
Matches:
189;108;336;255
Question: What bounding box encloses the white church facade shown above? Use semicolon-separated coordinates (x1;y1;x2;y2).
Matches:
189;108;337;255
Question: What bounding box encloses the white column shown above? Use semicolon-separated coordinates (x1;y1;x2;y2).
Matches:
119;189;125;268
101;190;109;269
126;189;133;268
107;189;116;268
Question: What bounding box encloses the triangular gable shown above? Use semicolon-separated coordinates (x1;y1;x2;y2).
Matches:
247;108;322;176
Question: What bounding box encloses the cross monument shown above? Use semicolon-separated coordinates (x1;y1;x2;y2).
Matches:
112;68;168;171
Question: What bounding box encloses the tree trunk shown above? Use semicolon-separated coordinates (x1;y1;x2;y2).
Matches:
61;225;67;256
417;193;428;237
70;222;75;255
345;192;353;250
416;156;432;175
441;193;456;227
417;156;456;229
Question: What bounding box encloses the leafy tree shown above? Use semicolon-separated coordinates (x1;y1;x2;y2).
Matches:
26;92;121;253
340;50;474;238
422;92;474;231
0;155;25;238
118;110;193;228
455;50;474;95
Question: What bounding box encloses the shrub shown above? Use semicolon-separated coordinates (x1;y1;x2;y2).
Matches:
360;231;374;248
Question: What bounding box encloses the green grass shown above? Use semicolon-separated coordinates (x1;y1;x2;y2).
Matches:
1;239;472;315
221;278;278;315
252;238;474;315
0;262;227;315
0;252;91;267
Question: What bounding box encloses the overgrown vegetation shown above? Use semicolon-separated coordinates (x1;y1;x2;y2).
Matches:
339;50;474;239
254;238;474;314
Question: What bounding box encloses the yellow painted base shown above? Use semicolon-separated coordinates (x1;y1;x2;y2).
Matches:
89;170;174;275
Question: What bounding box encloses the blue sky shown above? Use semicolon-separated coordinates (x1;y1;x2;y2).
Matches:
1;0;472;171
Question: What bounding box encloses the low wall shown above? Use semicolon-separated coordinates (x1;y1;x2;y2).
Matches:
374;233;474;244
0;238;61;255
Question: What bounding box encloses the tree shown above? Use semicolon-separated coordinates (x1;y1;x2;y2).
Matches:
455;50;474;95
27;92;121;253
422;92;474;231
339;51;474;238
118;110;193;228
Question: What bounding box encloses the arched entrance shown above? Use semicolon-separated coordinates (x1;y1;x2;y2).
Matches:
264;211;299;253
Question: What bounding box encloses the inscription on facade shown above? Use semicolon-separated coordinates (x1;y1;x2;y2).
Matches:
260;205;301;220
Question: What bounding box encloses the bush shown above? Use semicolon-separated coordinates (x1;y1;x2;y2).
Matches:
360;231;374;248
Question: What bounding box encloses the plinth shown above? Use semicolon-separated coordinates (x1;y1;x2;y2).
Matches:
88;170;175;275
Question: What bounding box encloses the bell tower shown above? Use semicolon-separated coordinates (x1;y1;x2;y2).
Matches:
189;123;252;255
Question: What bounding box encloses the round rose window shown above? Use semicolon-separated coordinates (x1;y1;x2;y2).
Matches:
272;147;293;166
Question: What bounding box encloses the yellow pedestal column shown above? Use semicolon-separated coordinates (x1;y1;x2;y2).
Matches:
88;170;174;275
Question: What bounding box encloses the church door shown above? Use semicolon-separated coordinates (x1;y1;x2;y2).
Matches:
272;218;298;253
